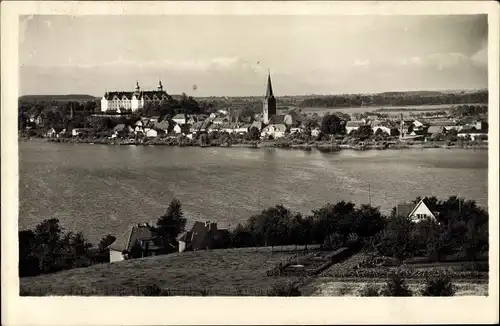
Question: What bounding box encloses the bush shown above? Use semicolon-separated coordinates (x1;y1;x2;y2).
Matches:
360;284;381;297
380;273;412;297
267;282;302;296
421;276;455;296
142;284;163;296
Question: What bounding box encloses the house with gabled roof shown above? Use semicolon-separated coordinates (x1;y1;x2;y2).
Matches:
396;199;438;223
261;123;287;139
346;121;369;134
177;221;230;253
107;223;162;263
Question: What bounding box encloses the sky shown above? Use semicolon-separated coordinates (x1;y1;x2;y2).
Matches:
19;15;488;97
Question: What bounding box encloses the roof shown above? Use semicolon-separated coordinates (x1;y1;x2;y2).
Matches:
213;117;229;122
201;120;212;129
268;115;285;124
155;121;170;130
113;124;126;132
107;223;155;252
346;121;368;128
172;114;186;120
427;125;445;134
104;90;170;101
458;126;479;134
265;72;274;98
429;120;456;126
408;199;437;220
177;231;193;242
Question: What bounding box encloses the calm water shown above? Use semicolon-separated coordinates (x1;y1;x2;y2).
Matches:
19;141;488;243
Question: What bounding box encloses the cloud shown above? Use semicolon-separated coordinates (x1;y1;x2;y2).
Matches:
36;56;271;76
471;44;487;67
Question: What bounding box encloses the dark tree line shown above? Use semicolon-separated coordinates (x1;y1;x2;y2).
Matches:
297;91;488;108
20;195;488;277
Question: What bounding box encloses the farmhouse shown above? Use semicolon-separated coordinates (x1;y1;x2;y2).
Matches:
107;223;161;263
396;199;437;223
177;221;230;253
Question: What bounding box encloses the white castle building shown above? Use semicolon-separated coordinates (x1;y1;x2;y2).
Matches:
100;81;171;112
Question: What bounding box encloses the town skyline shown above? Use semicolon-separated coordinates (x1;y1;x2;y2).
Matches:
20;15;487;97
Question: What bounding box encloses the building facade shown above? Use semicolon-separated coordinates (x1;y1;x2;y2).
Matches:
101;81;170;112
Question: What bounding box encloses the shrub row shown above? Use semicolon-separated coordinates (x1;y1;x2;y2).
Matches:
323;267;488;279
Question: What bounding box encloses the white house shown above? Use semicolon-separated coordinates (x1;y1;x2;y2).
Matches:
101;81;169;112
173;124;182;134
71;128;84;137
408;199;437;223
145;128;158;138
261;124;287;139
106;223;160;263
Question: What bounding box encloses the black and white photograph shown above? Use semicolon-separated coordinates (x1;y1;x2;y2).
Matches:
2;1;499;325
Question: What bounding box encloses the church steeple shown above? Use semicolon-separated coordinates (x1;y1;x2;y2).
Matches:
135;81;140;92
265;70;274;99
157;80;163;92
262;70;277;124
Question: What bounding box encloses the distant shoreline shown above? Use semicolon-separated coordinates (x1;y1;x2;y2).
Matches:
19;137;488;151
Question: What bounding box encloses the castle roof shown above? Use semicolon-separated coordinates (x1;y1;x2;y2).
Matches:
104;90;170;101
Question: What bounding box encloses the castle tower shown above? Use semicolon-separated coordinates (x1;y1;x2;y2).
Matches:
263;71;276;124
157;80;163;92
135;81;140;92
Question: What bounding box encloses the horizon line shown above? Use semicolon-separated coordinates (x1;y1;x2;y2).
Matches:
19;88;489;99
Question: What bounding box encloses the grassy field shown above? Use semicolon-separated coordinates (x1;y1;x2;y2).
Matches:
20;247;316;296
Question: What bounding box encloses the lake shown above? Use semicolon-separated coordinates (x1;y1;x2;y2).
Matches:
19;141;488;243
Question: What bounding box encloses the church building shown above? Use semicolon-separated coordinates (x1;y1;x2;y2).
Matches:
262;72;277;124
100;80;171;113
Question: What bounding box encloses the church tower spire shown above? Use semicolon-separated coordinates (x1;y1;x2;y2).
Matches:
157;80;163;92
263;70;276;124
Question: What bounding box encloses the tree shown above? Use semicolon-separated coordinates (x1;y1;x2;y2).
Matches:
230;223;255;248
19;230;40;277
312;201;356;245
320;114;344;135
155;198;187;252
32;218;64;273
99;234;116;251
353;204;386;238
421;275;455;296
374;215;414;262
380;273;412;296
247;126;261;141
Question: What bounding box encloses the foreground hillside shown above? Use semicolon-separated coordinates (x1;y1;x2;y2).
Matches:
20;247;305;296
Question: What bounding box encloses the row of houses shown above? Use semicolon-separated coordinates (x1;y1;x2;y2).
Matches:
345;116;489;141
106;198;439;263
